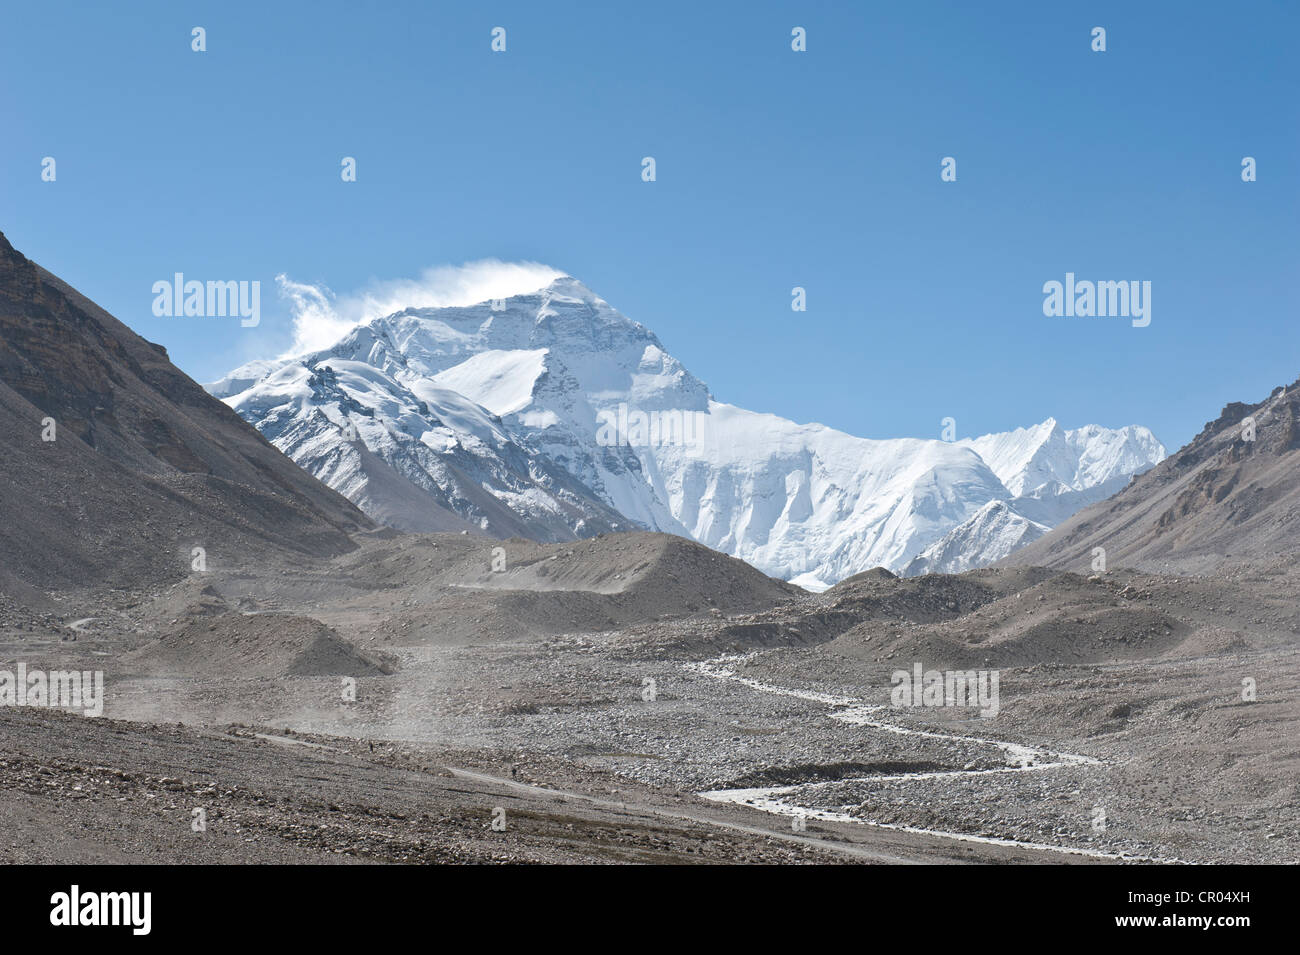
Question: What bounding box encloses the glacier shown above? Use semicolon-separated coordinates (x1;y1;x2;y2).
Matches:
209;274;1165;586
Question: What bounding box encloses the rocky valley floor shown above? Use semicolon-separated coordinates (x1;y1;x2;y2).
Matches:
1;532;1296;864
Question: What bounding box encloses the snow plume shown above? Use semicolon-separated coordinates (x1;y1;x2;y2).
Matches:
276;260;567;357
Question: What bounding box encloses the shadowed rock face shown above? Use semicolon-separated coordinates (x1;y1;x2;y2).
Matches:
0;231;373;597
1004;378;1300;575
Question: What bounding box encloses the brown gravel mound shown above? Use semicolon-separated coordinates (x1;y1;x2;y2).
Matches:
123;613;395;678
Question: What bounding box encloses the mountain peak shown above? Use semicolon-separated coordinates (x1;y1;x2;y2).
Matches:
211;273;1164;585
539;274;593;299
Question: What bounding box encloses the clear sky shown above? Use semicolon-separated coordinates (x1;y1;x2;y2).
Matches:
2;0;1297;450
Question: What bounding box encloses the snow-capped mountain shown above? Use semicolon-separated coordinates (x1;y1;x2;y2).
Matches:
902;500;1051;577
958;419;1166;525
212;351;627;540
894;418;1169;576
210;275;1165;586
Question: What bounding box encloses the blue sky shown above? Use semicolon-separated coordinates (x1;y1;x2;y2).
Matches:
2;0;1296;450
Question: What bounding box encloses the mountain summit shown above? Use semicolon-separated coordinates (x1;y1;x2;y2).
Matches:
212;275;1165;586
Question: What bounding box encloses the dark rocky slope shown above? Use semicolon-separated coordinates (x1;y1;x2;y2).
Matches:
1004;376;1300;575
0;231;373;599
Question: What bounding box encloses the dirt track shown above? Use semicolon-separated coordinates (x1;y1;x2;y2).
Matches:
0;706;1100;865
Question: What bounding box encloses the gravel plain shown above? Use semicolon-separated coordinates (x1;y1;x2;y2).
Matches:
2;532;1294;865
